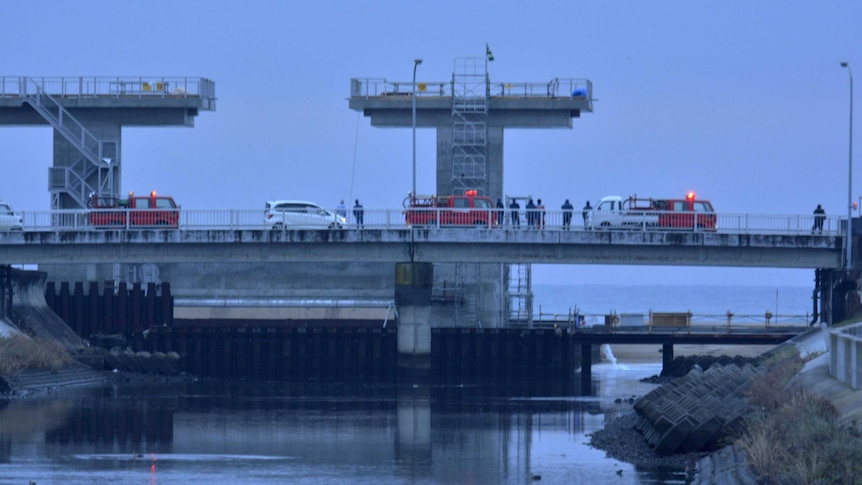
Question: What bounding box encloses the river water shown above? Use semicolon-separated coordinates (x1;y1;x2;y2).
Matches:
0;285;809;484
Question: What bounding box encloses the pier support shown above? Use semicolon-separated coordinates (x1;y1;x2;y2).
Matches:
395;263;434;374
580;343;592;395
662;343;674;372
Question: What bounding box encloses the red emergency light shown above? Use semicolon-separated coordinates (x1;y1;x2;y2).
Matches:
686;191;696;200
465;189;477;196
151;191;158;197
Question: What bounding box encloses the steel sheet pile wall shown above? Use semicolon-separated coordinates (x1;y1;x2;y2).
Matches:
44;281;172;346
160;326;398;380
431;328;576;382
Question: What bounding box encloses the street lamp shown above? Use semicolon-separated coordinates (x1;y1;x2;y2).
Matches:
412;58;423;201
841;62;854;269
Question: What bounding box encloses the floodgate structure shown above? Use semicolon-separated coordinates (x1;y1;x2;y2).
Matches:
0;65;858;386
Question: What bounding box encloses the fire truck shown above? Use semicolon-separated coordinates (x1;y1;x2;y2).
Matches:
404;190;498;227
88;191;180;228
586;192;716;231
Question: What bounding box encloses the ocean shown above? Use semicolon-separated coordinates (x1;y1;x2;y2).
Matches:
1;284;805;484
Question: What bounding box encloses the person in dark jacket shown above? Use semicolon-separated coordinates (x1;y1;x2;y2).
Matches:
561;199;574;229
496;198;504;226
582;200;592;227
812;204;825;234
353;199;364;228
509;199;520;226
526;198;536;228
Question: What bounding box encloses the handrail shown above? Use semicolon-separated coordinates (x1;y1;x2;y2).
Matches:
349;77;592;100
0;76;215;102
9;207;848;235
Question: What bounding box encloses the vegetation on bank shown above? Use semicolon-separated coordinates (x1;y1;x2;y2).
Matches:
738;347;862;484
0;334;73;375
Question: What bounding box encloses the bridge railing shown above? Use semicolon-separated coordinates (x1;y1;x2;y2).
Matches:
523;308;811;334
349;78;591;100
10;208;844;236
0;76;215;100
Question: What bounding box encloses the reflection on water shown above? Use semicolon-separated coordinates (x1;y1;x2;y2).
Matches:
0;361;686;484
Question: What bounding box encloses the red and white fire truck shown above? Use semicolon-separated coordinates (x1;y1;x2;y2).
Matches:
404;190;498;227
88;191;180;228
586;192;717;231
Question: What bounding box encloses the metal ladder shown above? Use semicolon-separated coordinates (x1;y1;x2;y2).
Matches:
454;262;480;327
507;263;533;326
450;57;488;196
21;77;117;209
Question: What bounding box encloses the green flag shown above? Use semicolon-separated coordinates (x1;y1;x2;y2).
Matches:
486;43;494;62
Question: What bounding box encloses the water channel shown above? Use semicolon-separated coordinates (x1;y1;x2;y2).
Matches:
0;359;690;485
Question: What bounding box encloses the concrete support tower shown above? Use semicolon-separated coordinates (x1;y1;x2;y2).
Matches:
0;76;215;209
349;53;593;326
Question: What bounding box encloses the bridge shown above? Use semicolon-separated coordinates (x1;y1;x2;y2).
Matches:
0;207;845;267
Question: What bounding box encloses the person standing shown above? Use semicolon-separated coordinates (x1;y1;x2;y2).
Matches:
561;199;573;229
509;198;520;227
496;198;505;226
812;204;826;234
582;200;592;227
353;199;364;228
539;198;546;229
336;200;347;220
526;198;536;228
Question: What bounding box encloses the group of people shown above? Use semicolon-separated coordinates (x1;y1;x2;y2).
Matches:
336;199;364;226
495;198;593;229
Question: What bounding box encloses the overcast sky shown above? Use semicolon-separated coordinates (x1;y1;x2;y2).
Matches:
1;0;859;288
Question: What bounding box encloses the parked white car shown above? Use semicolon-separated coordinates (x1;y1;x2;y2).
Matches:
0;201;23;231
264;200;347;229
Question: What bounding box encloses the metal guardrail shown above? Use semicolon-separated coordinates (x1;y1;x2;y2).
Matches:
0;76;215;100
521;308;811;333
350;77;592;99
9;208;844;236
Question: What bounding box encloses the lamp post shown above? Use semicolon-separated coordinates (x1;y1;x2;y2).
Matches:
412;58;423;200
842;62;854;269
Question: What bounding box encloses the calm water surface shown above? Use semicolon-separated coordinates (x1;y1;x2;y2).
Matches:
0;360;683;485
5;284;793;484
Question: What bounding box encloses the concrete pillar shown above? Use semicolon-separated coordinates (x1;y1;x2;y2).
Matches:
662;343;674;372
435;125;503;198
580;343;592;395
395;262;434;372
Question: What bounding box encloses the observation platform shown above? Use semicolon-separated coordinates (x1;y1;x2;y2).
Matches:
0;76;215;126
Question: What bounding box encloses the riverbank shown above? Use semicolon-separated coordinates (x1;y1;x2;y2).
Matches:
591;343;771;474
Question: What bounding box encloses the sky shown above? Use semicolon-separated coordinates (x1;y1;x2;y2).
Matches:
1;0;859;288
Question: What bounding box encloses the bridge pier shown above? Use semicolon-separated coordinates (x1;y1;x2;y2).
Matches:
817;268;861;325
580;343;592;395
395;263;434;377
662;343;674;371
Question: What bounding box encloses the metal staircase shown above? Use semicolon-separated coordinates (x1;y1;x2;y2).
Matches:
507;263;533;326
454;262;480;327
451;57;488;196
21;77;117;209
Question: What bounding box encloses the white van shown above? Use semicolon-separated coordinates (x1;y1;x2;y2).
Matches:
0;201;23;231
264;200;347;229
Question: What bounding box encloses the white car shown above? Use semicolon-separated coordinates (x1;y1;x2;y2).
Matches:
264;200;347;229
0;202;23;231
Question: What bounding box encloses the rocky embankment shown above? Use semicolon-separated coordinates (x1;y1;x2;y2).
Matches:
590;354;763;481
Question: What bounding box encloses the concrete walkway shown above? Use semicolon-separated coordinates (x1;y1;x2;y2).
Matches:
788;325;862;431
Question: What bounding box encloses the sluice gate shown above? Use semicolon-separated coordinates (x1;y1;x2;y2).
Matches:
35;277;584;383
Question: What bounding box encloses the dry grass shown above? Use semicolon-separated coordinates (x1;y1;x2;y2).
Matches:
0;334;73;374
738;349;862;484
